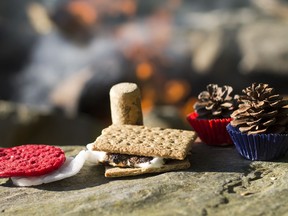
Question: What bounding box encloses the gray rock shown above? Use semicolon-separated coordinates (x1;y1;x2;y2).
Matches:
0;100;103;147
1;143;288;215
187;8;259;74
143;106;189;130
238;20;288;75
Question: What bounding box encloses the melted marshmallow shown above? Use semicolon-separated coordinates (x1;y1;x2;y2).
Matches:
86;143;165;168
135;157;165;168
86;143;107;164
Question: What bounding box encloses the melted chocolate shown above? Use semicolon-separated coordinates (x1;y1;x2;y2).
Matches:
102;153;154;168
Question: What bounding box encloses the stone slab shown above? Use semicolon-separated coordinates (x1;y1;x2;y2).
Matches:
1;141;288;215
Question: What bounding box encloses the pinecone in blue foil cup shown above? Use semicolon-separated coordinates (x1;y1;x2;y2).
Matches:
227;83;288;161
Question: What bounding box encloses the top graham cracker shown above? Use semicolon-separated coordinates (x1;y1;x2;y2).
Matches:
91;124;197;160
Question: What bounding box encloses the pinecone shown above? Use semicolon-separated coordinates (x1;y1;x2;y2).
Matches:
231;83;288;135
194;84;237;119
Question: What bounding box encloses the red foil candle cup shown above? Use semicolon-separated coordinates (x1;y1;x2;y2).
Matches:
187;112;233;146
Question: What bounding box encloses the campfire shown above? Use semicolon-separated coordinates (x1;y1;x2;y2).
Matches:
45;0;195;120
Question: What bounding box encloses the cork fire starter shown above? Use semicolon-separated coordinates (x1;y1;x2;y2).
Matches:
110;82;143;125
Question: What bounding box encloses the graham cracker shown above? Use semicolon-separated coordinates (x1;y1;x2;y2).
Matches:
104;159;191;177
91;124;197;160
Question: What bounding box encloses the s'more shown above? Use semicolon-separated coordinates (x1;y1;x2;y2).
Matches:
87;124;197;177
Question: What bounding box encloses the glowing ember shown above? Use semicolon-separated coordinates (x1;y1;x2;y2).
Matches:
119;0;137;16
67;1;98;26
141;88;156;113
164;80;190;104
136;62;154;80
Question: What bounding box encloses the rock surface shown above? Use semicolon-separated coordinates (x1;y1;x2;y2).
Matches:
238;20;288;75
0;100;103;147
1;142;288;215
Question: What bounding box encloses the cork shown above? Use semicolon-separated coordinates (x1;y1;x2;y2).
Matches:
110;83;143;125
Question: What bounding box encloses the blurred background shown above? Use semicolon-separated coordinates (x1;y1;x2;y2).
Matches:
1;0;288;147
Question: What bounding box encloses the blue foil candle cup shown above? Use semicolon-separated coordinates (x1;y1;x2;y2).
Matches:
226;124;288;161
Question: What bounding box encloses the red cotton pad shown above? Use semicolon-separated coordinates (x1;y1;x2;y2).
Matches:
0;145;66;178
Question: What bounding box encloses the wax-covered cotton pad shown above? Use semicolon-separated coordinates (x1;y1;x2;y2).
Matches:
0;145;66;178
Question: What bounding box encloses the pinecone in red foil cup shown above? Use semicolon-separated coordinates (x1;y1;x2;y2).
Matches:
187;84;237;146
194;84;237;119
231;83;288;135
